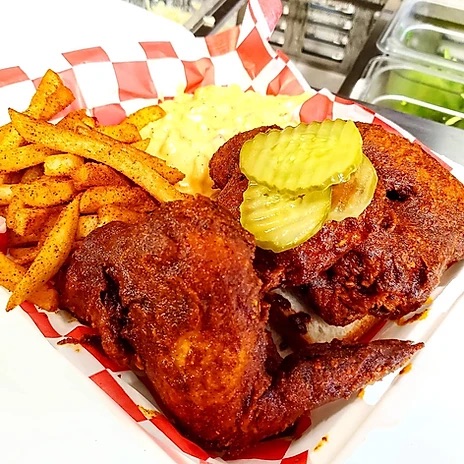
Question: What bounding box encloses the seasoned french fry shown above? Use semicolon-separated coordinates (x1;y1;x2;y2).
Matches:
79;185;156;214
131;138;151;151
76;215;99;239
0;123;9;141
6;229;40;247
11;208;45;238
96;121;142;143
0;124;26;151
71;162;130;191
43;153;84;176
81;127;184;184
6;195;80;311
57;109;96;130
21;165;44;183
5;196;23;230
125;105;166;131
9;246;39;266
12;177;75;207
9;110;186;201
26;69;75;121
7;201;61;237
0;184;13;205
0;144;58;173
1;70;74;150
0;172;23;184
97;204;149;226
0;252;59;311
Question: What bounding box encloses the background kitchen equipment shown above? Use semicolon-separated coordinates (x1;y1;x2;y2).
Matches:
354;54;464;129
125;0;247;35
268;0;388;91
125;0;393;92
345;0;464;130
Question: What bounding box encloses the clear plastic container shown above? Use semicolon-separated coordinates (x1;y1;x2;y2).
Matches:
377;0;464;73
355;55;464;129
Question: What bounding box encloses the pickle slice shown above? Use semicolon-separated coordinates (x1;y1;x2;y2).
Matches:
240;181;331;252
239;119;363;193
328;154;378;222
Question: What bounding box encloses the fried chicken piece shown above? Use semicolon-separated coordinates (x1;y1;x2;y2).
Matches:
306;123;464;325
210;125;280;190
210;126;386;289
209;122;464;325
210;126;279;222
57;196;422;453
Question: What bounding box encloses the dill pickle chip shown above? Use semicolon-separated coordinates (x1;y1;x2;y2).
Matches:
240;181;331;252
328;154;378;222
239;119;363;193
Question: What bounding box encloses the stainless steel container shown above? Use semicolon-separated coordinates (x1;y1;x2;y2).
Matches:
377;0;464;72
354;54;464;129
350;0;464;129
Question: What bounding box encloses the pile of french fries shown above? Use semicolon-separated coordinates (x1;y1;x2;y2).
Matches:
0;69;186;312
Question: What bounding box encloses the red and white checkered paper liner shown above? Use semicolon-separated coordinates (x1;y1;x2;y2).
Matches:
2;0;464;463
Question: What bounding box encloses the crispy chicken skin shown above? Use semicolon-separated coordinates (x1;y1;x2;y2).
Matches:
308;123;464;325
209;122;464;325
57;196;421;453
210;126;386;290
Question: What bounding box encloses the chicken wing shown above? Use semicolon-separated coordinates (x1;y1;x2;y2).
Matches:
57;196;421;453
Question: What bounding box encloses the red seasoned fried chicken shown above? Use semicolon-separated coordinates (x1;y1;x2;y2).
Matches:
209;123;464;325
57;196;421;453
306;123;464;325
210;126;386;290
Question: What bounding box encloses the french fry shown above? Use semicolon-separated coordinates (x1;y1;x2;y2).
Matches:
12;177;75;207
0;124;26;151
9;246;39;266
71;162;130;191
26;69;75;121
79;185;156;214
0;252;59;311
80;127;184;184
0;123;9;141
1;70;74;150
76;214;99;240
125;105;166;131
96;121;142;143
43;153;85;176
97;204;149;226
21;165;44;183
9;110;186;201
7;201;61;237
0;184;13;205
5;196;24;230
6;229;40;247
76;125;185;185
6;195;80;311
0;144;58;173
57;109;96;130
0;172;23;184
131;138;151;151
